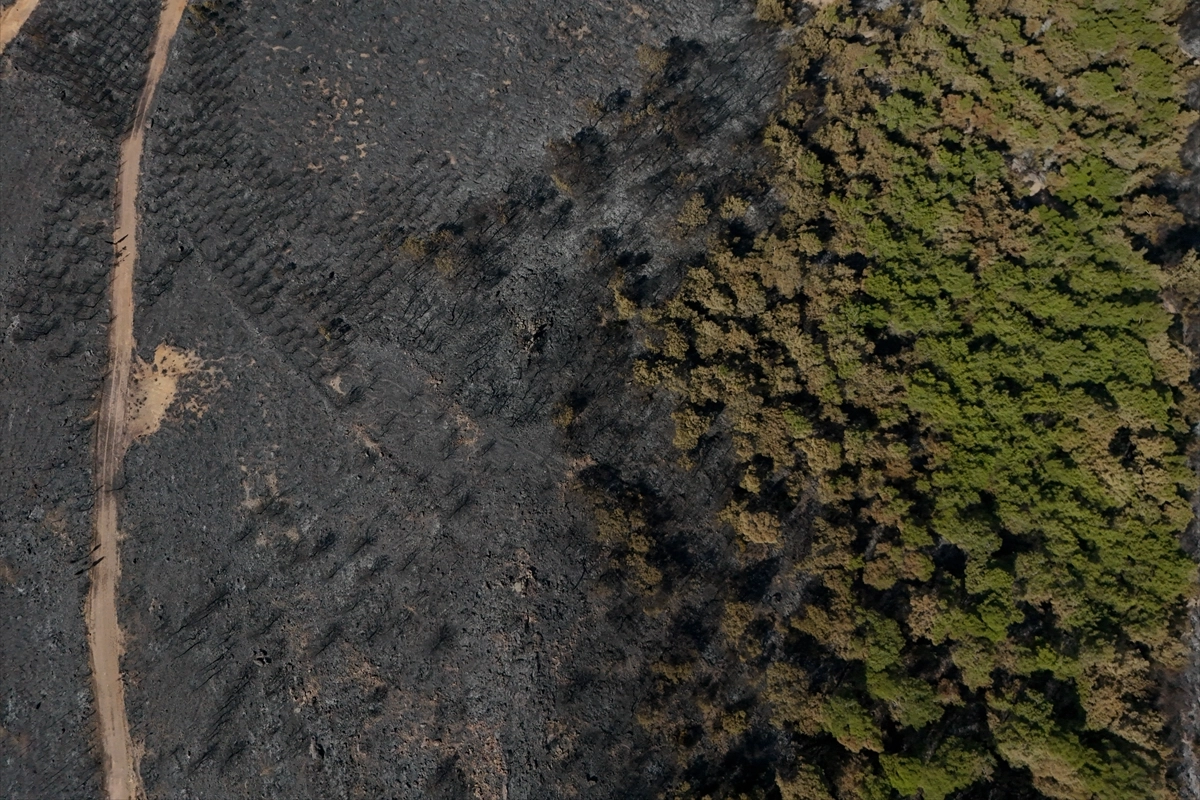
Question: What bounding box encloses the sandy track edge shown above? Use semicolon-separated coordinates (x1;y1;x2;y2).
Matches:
87;2;189;798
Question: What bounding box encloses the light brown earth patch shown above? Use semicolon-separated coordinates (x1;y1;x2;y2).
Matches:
0;0;41;55
127;343;216;440
352;423;385;458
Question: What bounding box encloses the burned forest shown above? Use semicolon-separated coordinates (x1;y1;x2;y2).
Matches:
5;1;1200;799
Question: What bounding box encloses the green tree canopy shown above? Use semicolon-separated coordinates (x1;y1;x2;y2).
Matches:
623;1;1200;797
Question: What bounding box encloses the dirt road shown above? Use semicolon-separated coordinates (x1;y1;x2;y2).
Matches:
88;1;188;798
0;0;41;54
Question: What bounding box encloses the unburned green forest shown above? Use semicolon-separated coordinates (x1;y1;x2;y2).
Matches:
605;0;1200;797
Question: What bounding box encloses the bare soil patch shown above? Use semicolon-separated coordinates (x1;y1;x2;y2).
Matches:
0;0;40;55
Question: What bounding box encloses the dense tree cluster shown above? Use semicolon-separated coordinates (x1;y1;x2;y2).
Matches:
618;1;1200;797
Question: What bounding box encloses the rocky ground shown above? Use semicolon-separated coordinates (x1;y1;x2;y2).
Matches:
0;0;790;796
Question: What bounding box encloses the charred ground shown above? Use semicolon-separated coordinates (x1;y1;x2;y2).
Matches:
0;0;787;796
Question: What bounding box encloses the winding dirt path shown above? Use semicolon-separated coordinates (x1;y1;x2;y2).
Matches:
0;0;41;55
89;1;188;798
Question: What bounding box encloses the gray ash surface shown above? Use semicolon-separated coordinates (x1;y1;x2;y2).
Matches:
0;0;785;796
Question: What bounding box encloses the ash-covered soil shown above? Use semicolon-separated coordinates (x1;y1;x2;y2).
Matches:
1;0;788;796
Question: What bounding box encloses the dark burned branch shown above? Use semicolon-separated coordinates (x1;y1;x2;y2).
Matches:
200;645;233;675
75;556;104;576
174;586;231;634
358;554;391;583
255;609;282;637
173;632;205;660
189;742;218;775
433;753;461;786
193;663;224;692
339;592;364;616
222;739;249;768
348;531;376;558
447;491;472;519
429;621;456;654
205;666;255;745
309;528;337;558
34;758;74;798
230;521;254;544
362;606;412;643
311;622;341;657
